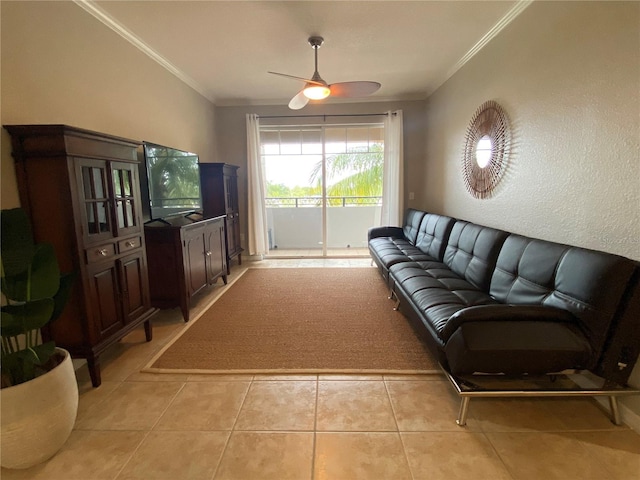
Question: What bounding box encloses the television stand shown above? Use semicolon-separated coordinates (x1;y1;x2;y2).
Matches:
144;215;227;321
145;217;172;226
184;211;203;222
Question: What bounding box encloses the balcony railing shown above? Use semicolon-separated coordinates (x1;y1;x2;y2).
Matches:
265;196;382;250
266;196;382;207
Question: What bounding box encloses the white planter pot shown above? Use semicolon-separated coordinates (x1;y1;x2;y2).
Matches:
1;348;79;469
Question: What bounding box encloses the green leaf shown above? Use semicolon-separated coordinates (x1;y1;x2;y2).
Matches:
0;208;36;277
1;310;24;337
1;267;30;302
308;144;384;198
0;341;57;386
51;272;75;322
30;341;56;364
1;351;23;385
29;243;61;299
2;298;55;332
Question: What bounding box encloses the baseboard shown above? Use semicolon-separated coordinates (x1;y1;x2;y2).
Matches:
620;401;640;433
569;372;640;433
72;358;87;371
593;396;640;433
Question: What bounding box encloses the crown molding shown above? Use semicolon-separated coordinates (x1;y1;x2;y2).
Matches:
432;0;534;94
73;0;213;102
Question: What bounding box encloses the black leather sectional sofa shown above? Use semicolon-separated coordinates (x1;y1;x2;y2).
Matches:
369;209;640;392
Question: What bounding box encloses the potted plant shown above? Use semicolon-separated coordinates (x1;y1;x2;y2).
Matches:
1;207;77;470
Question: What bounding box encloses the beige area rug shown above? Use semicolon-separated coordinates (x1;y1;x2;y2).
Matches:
143;267;439;375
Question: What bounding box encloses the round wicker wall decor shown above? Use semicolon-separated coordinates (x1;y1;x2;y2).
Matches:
462;100;510;199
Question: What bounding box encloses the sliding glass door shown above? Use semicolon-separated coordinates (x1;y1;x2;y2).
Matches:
260;124;384;257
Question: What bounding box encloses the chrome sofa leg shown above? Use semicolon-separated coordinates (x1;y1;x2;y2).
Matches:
457;397;470;426
393;298;401;311
609;396;622;425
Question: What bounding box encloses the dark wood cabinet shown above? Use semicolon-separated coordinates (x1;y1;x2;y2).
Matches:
4;125;157;387
144;215;227;322
200;163;243;272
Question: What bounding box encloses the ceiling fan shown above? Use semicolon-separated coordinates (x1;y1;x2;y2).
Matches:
268;36;381;110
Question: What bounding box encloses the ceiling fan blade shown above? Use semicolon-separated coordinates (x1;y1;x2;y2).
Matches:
268;71;325;86
288;90;309;110
328;81;381;98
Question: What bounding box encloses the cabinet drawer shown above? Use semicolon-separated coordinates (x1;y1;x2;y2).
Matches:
118;236;142;253
86;243;116;264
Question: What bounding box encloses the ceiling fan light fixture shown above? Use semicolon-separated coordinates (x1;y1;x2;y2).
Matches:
269;35;380;109
303;83;331;100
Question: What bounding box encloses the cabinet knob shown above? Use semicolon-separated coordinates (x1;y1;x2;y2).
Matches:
98;248;109;256
125;241;136;248
205;251;212;257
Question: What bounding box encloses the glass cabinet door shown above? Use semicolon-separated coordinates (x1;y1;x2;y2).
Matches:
78;159;113;244
111;162;141;237
77;159;141;243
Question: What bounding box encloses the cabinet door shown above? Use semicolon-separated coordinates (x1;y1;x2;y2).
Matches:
204;220;226;282
119;251;150;324
224;175;235;213
111;162;141;238
184;229;208;296
77;159;114;245
86;261;125;339
225;214;240;257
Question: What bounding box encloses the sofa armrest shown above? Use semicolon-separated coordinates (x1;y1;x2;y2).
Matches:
441;304;578;341
368;226;405;241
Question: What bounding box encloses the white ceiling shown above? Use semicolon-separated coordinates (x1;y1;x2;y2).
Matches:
83;1;527;107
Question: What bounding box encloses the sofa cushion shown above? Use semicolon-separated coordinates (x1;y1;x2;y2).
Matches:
369;212;455;272
443;221;508;291
414;214;455;261
490;235;636;360
390;262;497;343
370;244;430;273
402;209;427;244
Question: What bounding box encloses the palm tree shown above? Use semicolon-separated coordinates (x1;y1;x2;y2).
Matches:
309;144;383;205
146;146;200;207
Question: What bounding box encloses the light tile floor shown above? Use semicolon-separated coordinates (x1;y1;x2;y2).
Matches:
3;259;640;480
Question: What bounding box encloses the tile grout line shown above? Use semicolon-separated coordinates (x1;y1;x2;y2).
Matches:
569;432;624;480
311;376;320;480
112;375;188;480
209;376;255;480
111;429;154;480
383;379;417;480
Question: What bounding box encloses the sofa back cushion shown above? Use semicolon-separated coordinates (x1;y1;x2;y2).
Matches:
415;213;455;261
443;221;508;291
402;209;427;244
490;234;636;357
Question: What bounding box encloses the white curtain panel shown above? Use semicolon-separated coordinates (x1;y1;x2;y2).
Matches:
246;114;269;256
381;110;404;226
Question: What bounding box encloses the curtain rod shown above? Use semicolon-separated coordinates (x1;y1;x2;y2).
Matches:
257;112;394;119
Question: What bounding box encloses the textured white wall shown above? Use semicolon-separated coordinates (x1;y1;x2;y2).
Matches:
423;1;640;425
424;1;639;260
1;1;217;209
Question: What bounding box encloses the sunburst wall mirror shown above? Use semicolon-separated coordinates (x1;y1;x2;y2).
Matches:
462;100;510;199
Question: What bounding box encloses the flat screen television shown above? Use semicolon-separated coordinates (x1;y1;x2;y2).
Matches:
141;142;202;221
